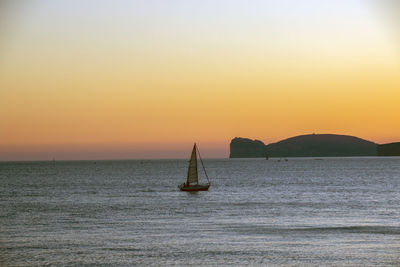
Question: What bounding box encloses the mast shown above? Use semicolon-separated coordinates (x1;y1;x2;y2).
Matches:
186;143;198;185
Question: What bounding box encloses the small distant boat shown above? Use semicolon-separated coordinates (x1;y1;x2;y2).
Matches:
178;143;210;192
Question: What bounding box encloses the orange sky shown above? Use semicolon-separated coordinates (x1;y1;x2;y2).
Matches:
1;0;400;160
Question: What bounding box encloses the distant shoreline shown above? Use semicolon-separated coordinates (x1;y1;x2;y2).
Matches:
2;156;400;163
230;134;400;158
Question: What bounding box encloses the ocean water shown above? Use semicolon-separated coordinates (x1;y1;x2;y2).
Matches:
1;157;400;266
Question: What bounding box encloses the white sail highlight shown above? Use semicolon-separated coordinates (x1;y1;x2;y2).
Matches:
186;144;198;184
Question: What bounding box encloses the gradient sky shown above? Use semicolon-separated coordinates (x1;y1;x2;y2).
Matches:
1;0;399;160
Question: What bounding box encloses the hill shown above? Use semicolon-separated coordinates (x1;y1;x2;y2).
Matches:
229;134;378;158
377;142;400;156
266;134;377;157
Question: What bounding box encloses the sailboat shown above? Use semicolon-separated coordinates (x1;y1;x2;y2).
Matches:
178;143;210;192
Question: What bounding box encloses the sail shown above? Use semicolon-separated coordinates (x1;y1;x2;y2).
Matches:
186;144;198;184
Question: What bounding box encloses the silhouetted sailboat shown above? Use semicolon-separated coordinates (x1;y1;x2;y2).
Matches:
178;143;210;192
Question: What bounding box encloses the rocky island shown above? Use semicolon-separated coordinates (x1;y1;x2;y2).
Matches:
230;134;386;158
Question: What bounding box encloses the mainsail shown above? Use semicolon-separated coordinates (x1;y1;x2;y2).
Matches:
186;144;198;184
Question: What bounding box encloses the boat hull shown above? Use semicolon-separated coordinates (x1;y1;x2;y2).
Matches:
179;184;210;192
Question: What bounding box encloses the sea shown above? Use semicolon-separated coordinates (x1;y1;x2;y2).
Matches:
1;157;399;266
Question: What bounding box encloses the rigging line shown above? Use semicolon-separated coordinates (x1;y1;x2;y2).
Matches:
196;144;210;184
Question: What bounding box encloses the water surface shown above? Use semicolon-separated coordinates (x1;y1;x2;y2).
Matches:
1;157;400;266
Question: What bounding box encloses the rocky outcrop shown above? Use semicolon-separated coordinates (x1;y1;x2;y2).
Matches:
229;137;267;158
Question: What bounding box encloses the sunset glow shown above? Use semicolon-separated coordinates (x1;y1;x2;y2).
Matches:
1;0;400;160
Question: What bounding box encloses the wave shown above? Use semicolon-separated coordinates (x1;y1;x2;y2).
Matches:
136;189;156;193
101;247;142;252
291;225;400;235
226;224;400;235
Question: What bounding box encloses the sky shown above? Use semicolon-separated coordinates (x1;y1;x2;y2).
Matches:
1;0;400;160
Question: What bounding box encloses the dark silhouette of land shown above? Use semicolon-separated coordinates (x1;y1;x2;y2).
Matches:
230;134;399;158
266;134;376;157
377;142;400;156
230;138;267;158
